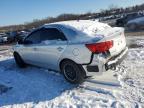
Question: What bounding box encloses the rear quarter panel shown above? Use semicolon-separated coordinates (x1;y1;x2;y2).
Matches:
58;44;92;65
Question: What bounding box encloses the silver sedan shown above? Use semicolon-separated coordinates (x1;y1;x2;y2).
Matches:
12;20;128;84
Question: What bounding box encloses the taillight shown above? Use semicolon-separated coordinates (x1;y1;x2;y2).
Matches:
85;40;113;53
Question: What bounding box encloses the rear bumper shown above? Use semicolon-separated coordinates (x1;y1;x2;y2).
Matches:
83;47;128;76
105;47;128;70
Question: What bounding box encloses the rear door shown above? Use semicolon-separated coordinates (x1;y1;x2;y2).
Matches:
35;28;68;70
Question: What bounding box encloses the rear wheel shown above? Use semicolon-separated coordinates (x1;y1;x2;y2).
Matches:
129;23;137;31
61;60;86;84
13;52;26;68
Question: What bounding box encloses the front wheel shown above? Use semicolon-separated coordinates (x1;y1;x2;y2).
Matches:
13;52;26;68
61;60;86;84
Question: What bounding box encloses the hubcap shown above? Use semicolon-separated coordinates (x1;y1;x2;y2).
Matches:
64;64;77;81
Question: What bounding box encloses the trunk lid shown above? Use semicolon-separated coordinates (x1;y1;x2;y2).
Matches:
96;27;126;56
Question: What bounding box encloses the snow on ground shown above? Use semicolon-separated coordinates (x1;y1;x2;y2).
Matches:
127;36;144;48
0;37;144;108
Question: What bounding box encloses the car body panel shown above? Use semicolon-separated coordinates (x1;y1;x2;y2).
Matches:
127;16;144;29
116;12;143;26
34;42;68;70
13;20;128;75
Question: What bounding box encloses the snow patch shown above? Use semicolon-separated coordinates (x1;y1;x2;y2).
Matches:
0;38;144;107
52;20;112;36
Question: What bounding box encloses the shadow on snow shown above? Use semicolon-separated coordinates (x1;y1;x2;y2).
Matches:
0;58;76;106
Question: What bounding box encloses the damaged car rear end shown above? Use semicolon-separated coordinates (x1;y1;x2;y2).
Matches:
13;20;128;84
83;27;128;76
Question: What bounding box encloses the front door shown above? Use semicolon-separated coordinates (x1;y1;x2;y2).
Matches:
21;30;42;65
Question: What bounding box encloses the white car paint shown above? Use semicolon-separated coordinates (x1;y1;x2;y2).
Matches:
13;20;128;76
0;33;7;43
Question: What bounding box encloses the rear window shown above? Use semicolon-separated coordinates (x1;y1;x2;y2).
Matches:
61;25;78;39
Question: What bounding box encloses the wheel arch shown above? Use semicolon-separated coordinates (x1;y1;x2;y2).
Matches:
59;58;86;76
13;51;23;61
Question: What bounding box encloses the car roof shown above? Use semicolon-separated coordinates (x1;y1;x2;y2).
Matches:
43;20;110;35
40;20;110;42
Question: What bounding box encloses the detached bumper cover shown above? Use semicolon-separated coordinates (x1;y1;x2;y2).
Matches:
105;47;128;69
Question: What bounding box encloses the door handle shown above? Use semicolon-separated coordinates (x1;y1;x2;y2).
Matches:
57;47;63;51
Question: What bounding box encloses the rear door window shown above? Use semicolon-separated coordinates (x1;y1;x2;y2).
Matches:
40;28;67;42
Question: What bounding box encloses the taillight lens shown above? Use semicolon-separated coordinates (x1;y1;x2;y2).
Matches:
85;40;113;53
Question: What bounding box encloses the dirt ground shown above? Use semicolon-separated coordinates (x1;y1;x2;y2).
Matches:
0;44;12;51
125;30;144;36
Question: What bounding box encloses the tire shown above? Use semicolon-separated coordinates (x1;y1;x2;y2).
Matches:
129;23;137;31
13;52;26;68
61;60;86;84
